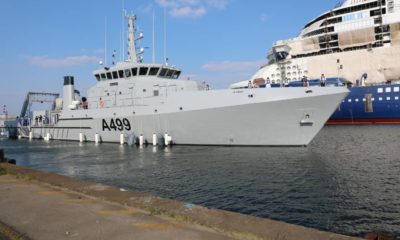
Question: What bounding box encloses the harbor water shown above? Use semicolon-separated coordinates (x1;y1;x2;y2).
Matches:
1;125;399;238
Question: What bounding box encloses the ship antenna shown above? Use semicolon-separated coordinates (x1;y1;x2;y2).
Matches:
152;10;156;64
104;16;108;66
112;49;116;65
126;14;144;63
122;9;126;61
163;7;168;65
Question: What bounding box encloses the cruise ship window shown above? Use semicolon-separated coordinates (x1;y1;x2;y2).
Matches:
131;68;137;76
100;73;106;81
139;67;149;76
125;69;132;78
112;71;118;79
95;74;101;81
118;70;125;78
106;72;112;80
159;68;168;77
386;87;391;93
394;87;399;92
149;67;160;76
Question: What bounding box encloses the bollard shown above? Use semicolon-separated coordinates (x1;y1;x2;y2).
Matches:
152;133;157;146
0;149;4;162
7;159;16;165
29;131;33;140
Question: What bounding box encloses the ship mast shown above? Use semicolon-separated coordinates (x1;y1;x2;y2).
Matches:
126;14;144;63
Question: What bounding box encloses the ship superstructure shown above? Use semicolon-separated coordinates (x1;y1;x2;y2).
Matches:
22;14;349;146
248;0;400;86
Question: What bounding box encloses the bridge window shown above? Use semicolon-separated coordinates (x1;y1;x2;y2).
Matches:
112;71;118;79
132;68;137;76
100;73;106;81
149;67;160;76
125;69;132;78
159;68;168;77
172;70;181;79
95;74;101;81
139;67;149;76
166;69;174;78
118;70;124;78
106;72;112;80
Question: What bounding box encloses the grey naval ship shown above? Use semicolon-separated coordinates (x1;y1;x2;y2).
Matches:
21;14;348;146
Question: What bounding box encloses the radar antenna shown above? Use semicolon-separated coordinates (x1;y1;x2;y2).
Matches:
126;14;144;63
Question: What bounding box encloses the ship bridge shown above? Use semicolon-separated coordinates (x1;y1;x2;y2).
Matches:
93;63;181;82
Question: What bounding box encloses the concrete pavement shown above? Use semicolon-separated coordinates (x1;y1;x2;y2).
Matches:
0;163;362;240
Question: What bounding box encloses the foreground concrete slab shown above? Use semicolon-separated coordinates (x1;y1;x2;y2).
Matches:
0;164;362;240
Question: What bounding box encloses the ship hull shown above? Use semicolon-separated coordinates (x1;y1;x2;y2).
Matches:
29;88;348;146
328;84;400;124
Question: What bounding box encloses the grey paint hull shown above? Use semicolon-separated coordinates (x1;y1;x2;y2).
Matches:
29;87;348;146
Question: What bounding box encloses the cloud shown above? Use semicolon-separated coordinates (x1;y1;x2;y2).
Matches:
170;6;206;17
27;55;100;67
155;0;229;18
202;60;266;73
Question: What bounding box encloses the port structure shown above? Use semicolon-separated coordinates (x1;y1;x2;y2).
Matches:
19;92;59;120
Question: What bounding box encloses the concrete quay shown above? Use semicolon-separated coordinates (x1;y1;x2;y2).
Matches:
0;163;362;240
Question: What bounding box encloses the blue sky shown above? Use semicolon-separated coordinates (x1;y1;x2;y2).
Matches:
0;0;338;115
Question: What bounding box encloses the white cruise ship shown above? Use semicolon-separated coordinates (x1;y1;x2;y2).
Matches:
235;0;400;88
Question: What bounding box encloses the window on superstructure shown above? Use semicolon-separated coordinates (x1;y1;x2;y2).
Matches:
159;68;168;77
100;73;106;81
172;71;181;79
125;69;132;78
149;67;160;76
118;70;125;78
131;68;137;76
106;72;112;80
112;71;118;79
166;69;174;78
95;74;101;81
139;67;149;76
